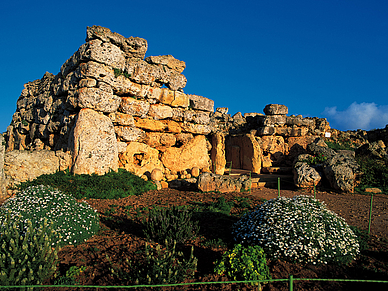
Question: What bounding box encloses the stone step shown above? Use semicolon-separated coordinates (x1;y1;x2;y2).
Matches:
223;168;293;188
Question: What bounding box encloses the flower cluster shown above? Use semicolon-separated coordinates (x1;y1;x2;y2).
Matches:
232;195;360;265
0;185;99;247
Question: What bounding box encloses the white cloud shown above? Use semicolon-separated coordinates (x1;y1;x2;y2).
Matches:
323;102;388;131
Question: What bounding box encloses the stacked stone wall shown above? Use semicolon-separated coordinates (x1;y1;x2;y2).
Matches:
4;26;214;188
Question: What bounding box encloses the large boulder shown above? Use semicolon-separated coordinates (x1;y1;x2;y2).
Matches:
161;135;210;172
293;154;322;188
197;172;250;192
71;108;118;175
323;153;360;192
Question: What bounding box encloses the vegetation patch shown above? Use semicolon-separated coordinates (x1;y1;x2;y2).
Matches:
0;214;58;289
0;185;99;247
355;156;388;193
232;195;360;265
15;168;157;199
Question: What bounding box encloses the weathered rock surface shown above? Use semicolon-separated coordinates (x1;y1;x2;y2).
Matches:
196;172;250;192
210;132;226;175
293;154;322;188
161;135;210;172
71;109;118;175
323;153;359;192
119;142;164;176
3;149;72;190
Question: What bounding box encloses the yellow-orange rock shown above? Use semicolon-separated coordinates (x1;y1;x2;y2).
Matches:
161;135;210;172
119;142;164;176
134;117;167;132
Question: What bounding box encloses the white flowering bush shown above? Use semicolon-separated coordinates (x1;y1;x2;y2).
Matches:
232;195;360;265
0;185;99;247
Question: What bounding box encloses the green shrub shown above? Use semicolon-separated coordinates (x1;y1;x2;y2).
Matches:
232;195;360;265
16;168;157;199
0;214;58;290
54;265;87;286
355;156;388;193
325;140;355;151
110;240;197;285
0;185;99;247
214;244;271;287
302;153;327;165
143;205;199;246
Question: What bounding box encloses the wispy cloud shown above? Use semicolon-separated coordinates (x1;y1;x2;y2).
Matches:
323;102;388;131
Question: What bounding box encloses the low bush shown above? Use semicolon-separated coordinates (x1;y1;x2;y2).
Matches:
0;214;58;290
0;185;99;247
16;168;157;199
355;156;388;193
214;244;271;287
110;241;197;285
143;205;199;246
232;195;360;265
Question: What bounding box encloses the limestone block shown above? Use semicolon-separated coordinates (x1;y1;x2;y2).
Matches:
162;120;182;133
86;25;148;60
120;97;150;117
115;126;145;142
146;86;164;100
148;104;173;120
119;142;164;176
290;126;309;137
61;39;126;77
188;95;214;112
181;123;211;135
161;135;210;172
263;104;288;115
263;115;286;126
72;109;118;175
144;132;176;148
108;112;135;126
76;61;142;97
171;91;189;108
134;117;167;132
3;149;72;190
175;133;194;145
160;89;175;106
77;85;121;113
145;55;186;73
210;133;226;175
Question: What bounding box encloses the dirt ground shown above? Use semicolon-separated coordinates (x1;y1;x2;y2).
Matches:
2;186;388;290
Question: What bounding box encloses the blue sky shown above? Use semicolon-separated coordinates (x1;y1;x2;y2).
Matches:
1;0;387;133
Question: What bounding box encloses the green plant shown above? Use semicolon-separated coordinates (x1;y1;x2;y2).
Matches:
302;153;327;165
201;238;227;248
0;185;99;247
232;195;360;265
110;240;197;285
194;197;235;215
214;244;271;288
16;168;157;199
0;213;58;290
54;265;87;286
355;156;388;193
325;140;355;151
113;68;131;78
143;205;199;246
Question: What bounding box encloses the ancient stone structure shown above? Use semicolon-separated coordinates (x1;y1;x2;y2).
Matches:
3;26;214;192
2;26;387;196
